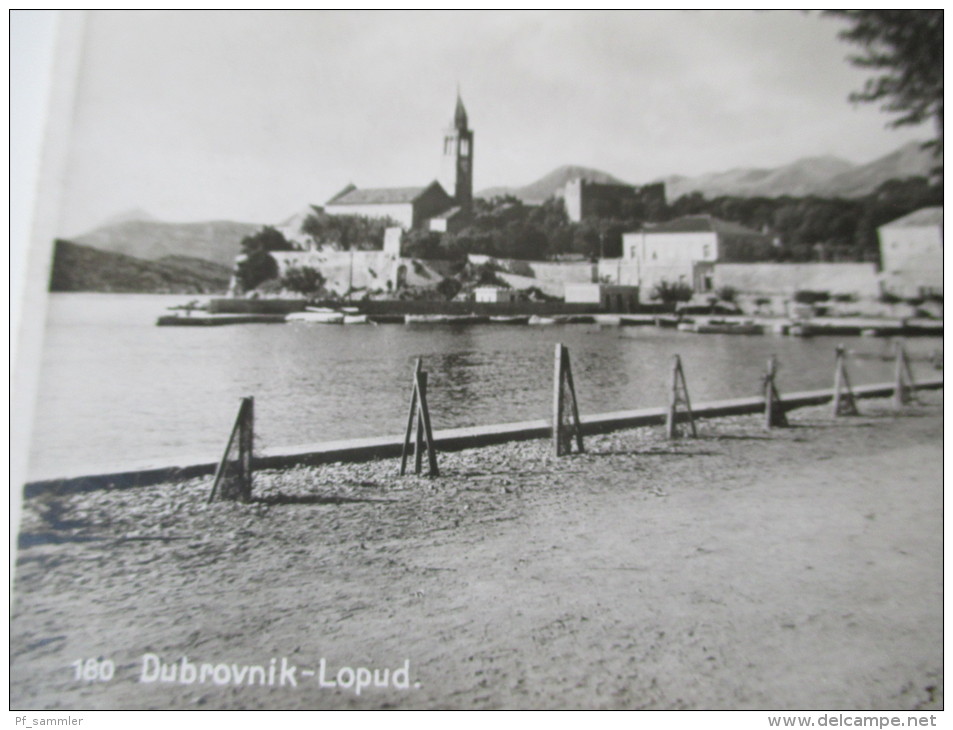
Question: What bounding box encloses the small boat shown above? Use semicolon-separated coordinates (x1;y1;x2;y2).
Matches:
342;314;370;324
489;315;531;325
366;314;404;324
694;320;763;335
287;311;344;324
527;315;561;326
788;323;814;338
404;314;488;325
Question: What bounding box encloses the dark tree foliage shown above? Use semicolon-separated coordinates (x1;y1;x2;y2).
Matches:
650;280;694;304
239;226;295;256
665;176;939;264
235;226;293;291
280;265;326;297
300;207;401;250
825;10;943;160
235;252;278;292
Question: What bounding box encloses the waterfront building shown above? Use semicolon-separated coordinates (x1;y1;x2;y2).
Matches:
877;207;943;298
622;214;776;294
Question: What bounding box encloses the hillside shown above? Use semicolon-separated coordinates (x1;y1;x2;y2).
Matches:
49;240;232;294
477;165;631;203
73;218;262;268
662;142;934;200
815;141;939;198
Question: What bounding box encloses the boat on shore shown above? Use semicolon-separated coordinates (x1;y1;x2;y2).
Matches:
404;314;490;325
692;319;763;335
287;310;345;324
528;315;561;326
490;315;531;325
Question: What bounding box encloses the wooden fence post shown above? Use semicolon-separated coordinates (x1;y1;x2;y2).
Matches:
399;359;439;477
763;355;788;429
832;345;858;417
665;354;697;440
552;343;584;456
208;396;254;503
893;341;917;408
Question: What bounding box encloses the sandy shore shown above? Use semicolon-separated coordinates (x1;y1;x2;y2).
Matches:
11;392;943;710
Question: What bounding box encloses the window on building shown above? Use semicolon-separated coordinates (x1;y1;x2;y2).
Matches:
652;251;657;260
460;139;469;156
703;244;711;258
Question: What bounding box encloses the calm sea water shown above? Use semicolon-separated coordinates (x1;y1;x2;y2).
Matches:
26;293;941;478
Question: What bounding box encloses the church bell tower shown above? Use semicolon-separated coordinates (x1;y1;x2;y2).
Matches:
439;93;473;206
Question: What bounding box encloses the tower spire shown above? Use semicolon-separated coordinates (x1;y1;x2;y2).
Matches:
454;88;468;130
440;90;473;207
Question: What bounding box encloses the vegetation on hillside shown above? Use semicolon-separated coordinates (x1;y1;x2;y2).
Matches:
49;240;231;293
395;176;941;265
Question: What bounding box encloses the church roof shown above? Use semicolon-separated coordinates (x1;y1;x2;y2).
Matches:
326;186;428;206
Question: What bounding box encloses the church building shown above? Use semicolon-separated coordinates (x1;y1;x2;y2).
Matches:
324;94;474;233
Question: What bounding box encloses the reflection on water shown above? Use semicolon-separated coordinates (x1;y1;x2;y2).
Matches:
26;294;942;477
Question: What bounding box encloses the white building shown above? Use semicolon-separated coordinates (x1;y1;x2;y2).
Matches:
474;286;518;303
564;283;640;312
622;215;776;294
878;207;942;297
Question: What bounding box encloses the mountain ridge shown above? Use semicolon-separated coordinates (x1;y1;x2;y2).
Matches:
49;240;232;294
479;142;934;204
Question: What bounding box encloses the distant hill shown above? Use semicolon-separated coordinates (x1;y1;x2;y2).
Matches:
815;141;938;197
49;239;232;294
481;143;936;205
662;156;855;200
95;208;158;227
661;142;935;200
73;219;262;268
477;165;631;204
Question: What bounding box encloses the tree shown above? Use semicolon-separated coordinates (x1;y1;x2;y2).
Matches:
825;11;943;161
300;207;401;250
281;266;326;297
650;280;694;304
234;226;294;292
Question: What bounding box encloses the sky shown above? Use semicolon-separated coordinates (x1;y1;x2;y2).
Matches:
36;9;932;236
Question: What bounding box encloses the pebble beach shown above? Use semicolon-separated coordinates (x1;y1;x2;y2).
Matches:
11;391;943;710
